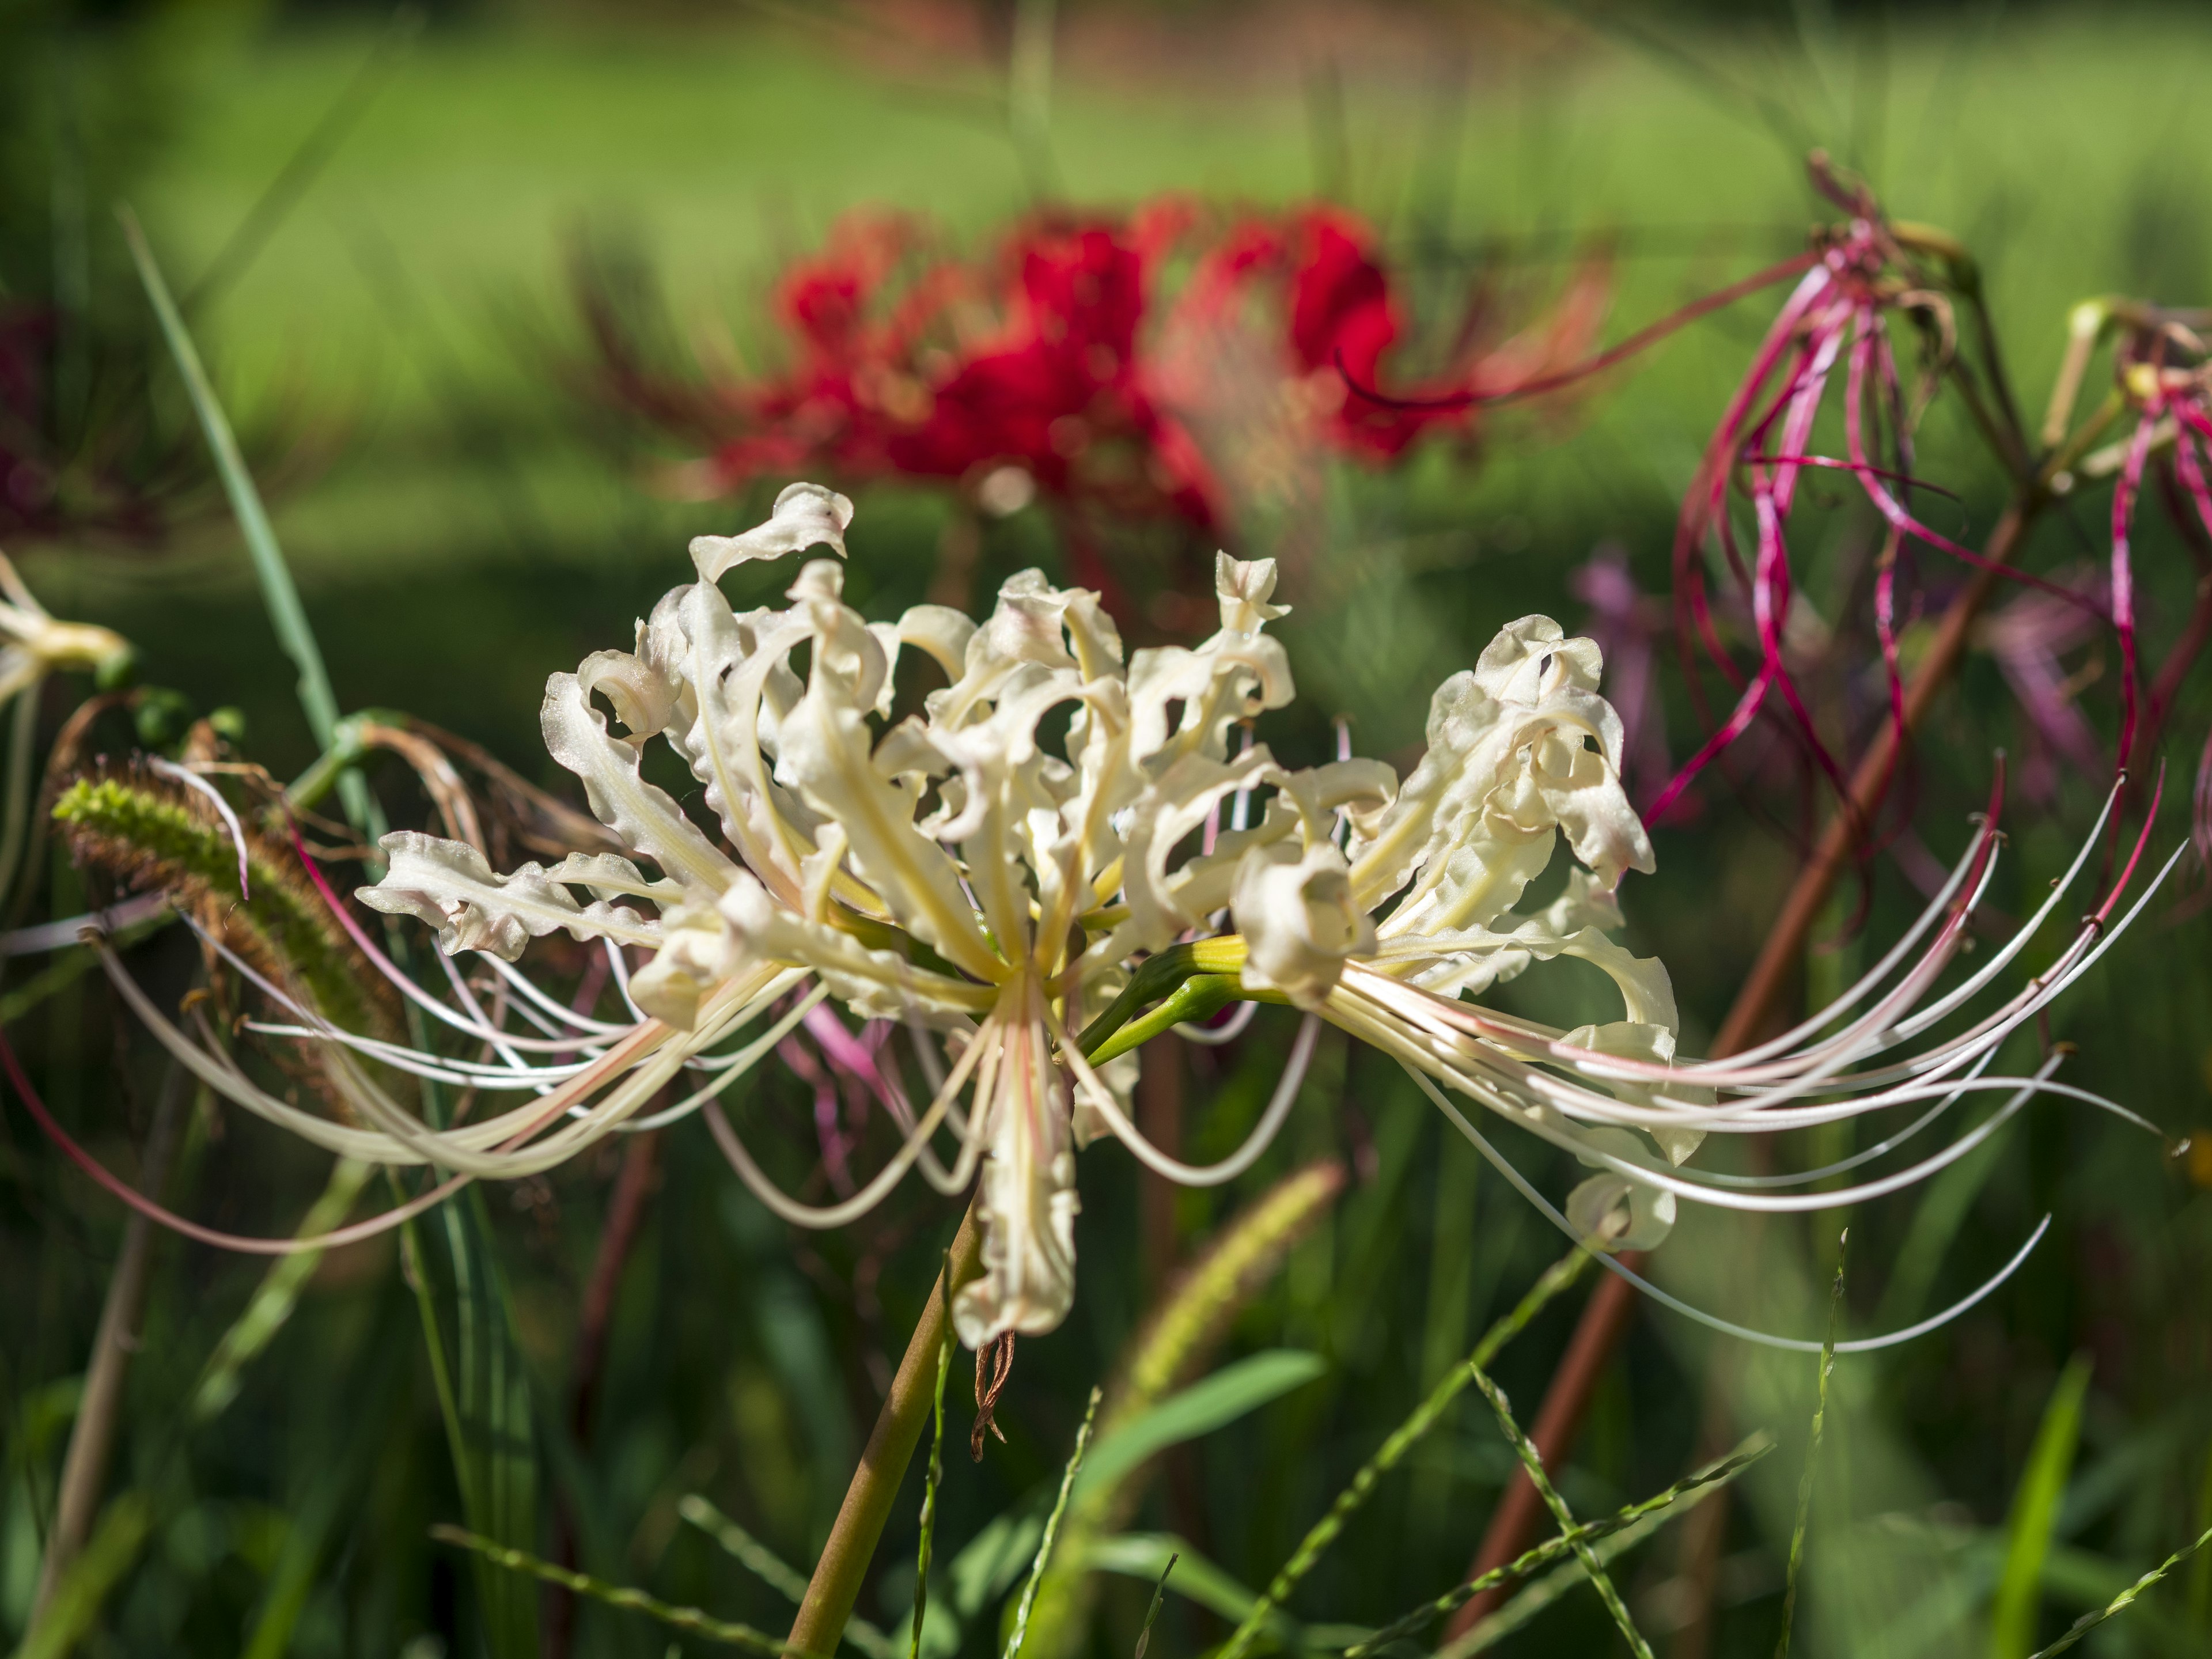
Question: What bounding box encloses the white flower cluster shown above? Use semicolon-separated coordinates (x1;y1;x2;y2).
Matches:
109;483;2157;1354
357;484;1696;1342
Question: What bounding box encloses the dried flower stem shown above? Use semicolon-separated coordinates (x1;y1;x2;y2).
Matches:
30;1060;190;1622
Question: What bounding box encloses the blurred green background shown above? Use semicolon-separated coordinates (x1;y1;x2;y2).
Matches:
5;3;2211;1657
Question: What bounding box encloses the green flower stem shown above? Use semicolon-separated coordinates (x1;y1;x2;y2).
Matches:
1218;1248;1594;1659
789;1203;984;1659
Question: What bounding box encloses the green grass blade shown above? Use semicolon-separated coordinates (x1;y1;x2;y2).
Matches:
1003;1387;1101;1659
1990;1353;2093;1658
1075;1349;1325;1500
2025;1521;2212;1658
1218;1247;1593;1659
119;209;342;749
446;1189;540;1659
1467;1360;1652;1659
433;1526;831;1657
192;1158;376;1423
1132;1552;1176;1659
681;1495;815;1604
1776;1230;1847;1659
1350;1437;1771;1656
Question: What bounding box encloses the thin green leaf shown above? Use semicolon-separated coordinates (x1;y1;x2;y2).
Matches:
432;1525;831;1657
192;1159;376;1424
1467;1361;1652;1659
2192;1435;2212;1628
1003;1387;1101;1659
119;205;371;831
119;210;340;747
2027;1521;2212;1658
447;1190;540;1659
1777;1230;1847;1659
1218;1248;1593;1659
1075;1350;1325;1500
1133;1554;1177;1659
1350;1437;1772;1656
1991;1353;2093;1658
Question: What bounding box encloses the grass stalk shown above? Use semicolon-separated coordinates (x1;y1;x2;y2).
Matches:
909;1266;957;1659
1467;1360;1652;1659
1217;1248;1593;1659
2025;1521;2212;1658
1775;1231;1847;1659
1003;1386;1101;1659
433;1525;832;1658
1353;1437;1770;1656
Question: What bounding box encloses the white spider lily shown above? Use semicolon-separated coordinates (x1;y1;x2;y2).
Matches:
109;482;2171;1353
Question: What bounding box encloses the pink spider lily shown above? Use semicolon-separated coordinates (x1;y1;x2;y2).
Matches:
1650;162;2101;831
22;486;2181;1358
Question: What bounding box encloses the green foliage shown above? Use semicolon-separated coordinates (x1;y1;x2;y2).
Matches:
1990;1354;2095;1658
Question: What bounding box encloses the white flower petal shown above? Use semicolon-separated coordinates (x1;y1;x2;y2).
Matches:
688;480;854;583
1232;837;1376;1010
358;832;662;960
541;673;737;898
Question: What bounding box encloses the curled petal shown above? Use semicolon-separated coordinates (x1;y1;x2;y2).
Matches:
955;991;1080;1347
1215;550;1290;634
1567;1162;1678;1253
578;586;692;744
541;674;737;897
1233;837;1375;1009
688;480;854;582
358;832;662;960
629;905;733;1028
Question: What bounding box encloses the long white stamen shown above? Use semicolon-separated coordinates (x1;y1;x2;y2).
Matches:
1054;1005;1319;1187
1401;1060;2055;1354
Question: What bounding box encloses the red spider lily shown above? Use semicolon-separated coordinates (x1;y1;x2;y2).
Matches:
1643;162;2110;842
575;200;1612;604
